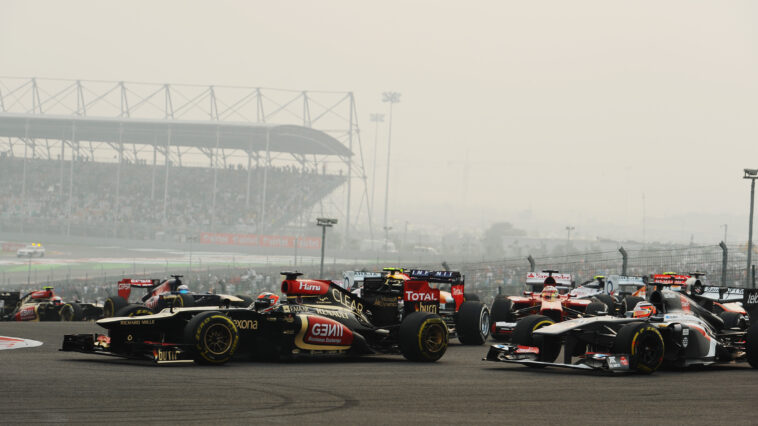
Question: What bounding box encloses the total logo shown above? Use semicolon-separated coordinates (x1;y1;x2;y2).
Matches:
451;287;463;296
311;322;343;337
404;291;439;302
299;282;322;292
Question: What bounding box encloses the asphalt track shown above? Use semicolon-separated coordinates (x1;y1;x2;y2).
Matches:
3;322;758;425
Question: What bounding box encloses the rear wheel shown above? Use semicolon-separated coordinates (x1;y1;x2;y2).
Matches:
183;312;239;364
59;303;83;321
511;314;560;363
612;322;664;374
103;296;128;318
463;293;480;302
399;312;448;362
585;301;608;316
115;304;154;317
593;293;615;314
455;301;490;345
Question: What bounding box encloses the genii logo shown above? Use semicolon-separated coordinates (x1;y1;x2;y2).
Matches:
303;316;353;346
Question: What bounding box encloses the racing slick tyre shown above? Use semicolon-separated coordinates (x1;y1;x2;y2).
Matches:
585;301;608;316
455;301;490;345
172;293;195;309
718;311;744;330
59;302;83;321
115;304;154;317
103;296;129;318
463;293;480;302
491;296;515;323
183;311;239;364
593;293;615;314
612;322;664;374
511;314;561;364
399;312;448;362
621;296;645;315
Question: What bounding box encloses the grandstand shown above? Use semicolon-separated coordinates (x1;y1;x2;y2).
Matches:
0;78;369;244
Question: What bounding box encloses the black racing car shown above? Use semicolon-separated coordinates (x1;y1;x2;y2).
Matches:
61;272;449;364
486;287;758;374
1;287;101;321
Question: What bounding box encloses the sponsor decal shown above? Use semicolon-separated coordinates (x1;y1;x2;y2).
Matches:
416;304;438;313
232;319;258;330
525;272;572;285
17;306;37;321
403;281;440;302
301;316;353;347
155;349;179;362
284;280;330;296
332;289;364;312
119;319;155;325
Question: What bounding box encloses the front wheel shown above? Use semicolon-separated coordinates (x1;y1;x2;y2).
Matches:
455;301;490;345
103;296;129;318
511;314;560;363
612;322;664;374
399;312;448;362
183;312;239;364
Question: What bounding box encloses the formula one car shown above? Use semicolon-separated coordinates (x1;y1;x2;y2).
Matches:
349;268;491;345
569;275;646;315
490;270;604;341
102;275;250;318
16;243;45;258
485;286;758;374
1;287;101;321
61;272;449;364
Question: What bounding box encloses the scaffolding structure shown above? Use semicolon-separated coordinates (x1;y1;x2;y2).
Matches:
0;77;371;241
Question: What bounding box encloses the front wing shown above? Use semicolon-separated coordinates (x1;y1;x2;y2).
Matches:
61;333;194;364
484;344;633;373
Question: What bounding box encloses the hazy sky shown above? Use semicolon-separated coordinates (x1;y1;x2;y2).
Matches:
2;1;757;243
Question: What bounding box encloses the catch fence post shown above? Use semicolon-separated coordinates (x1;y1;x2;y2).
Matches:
619;246;628;276
527;255;535;272
719;241;728;286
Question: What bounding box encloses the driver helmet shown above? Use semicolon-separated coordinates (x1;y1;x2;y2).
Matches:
632;302;657;318
254;292;280;310
541;286;559;302
51;296;63;306
177;284;190;294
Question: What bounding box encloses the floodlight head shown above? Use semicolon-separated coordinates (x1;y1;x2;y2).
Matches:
382;92;401;103
745;169;758;178
316;217;338;227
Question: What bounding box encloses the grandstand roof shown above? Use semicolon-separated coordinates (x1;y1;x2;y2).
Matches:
0;112;351;157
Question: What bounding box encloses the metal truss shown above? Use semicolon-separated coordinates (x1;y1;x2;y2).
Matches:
0;77;372;239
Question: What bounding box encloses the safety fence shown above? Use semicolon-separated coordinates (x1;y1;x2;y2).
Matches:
2;242;754;308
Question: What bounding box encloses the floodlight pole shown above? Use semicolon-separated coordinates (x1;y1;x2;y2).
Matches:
382;92;401;252
317;218;338;278
370;113;385;228
745;169;758;287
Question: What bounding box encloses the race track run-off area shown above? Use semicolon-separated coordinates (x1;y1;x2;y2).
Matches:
3;322;758;425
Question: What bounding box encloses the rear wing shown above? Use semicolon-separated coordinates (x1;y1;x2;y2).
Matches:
117;278;161;300
408;270;463;284
525;272;572;286
690;285;746;303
